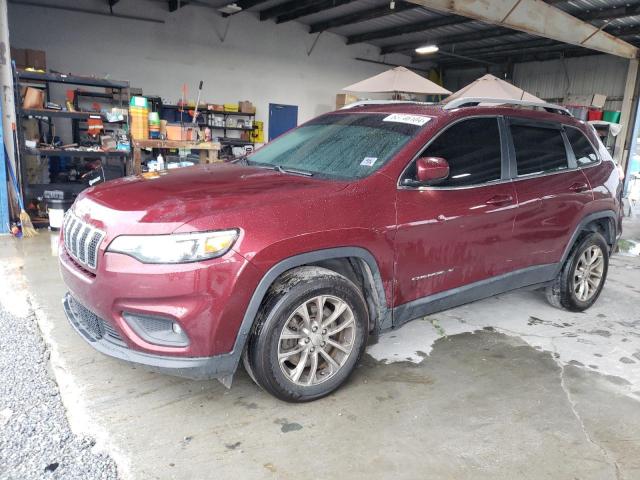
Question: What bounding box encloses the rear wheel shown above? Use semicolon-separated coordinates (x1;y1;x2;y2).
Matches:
245;267;368;402
545;232;609;311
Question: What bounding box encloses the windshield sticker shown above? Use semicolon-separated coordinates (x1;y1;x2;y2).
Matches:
360;157;378;167
383;114;431;126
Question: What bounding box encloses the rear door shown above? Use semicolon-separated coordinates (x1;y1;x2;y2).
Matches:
394;116;518;316
509;119;593;269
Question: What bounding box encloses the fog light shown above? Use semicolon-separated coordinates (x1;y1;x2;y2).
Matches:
122;312;190;347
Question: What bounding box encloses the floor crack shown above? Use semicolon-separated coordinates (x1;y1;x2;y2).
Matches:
551;339;623;480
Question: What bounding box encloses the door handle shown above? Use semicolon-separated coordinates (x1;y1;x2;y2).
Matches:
485;195;514;206
569;182;589;193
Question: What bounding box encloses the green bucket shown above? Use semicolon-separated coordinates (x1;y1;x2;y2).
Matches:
603;110;621;123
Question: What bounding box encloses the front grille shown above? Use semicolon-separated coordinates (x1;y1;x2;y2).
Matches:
67;295;125;346
63;213;105;269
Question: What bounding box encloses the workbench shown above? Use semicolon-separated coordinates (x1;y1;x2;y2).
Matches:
131;139;222;174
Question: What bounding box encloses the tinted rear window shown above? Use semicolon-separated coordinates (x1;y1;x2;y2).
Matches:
565;127;599;166
512;124;568;176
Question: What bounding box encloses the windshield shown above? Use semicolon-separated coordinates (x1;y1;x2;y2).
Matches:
246;113;429;180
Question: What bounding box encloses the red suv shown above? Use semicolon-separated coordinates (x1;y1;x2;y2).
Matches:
59;99;623;402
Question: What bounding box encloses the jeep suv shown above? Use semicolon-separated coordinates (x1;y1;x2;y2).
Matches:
59;99;623;402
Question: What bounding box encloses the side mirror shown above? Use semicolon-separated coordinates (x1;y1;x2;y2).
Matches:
416;156;450;185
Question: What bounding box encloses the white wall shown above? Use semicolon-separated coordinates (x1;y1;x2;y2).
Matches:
8;0;408;140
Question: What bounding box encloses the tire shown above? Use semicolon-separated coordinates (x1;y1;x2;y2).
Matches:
545;232;609;311
245;266;369;402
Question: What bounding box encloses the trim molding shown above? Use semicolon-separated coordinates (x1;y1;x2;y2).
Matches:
392;263;558;327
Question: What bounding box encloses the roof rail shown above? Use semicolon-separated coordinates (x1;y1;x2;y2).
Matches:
442;97;572;116
340;100;434;110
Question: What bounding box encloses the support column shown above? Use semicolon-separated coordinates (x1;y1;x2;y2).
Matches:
614;58;639;170
0;0;16;172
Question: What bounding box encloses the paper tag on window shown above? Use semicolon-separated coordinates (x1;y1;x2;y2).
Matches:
383;114;431;126
360;157;377;166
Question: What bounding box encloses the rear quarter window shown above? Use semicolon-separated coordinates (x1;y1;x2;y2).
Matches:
565;127;599;166
511;124;568;176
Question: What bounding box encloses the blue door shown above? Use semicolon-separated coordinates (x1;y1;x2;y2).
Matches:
268;104;298;141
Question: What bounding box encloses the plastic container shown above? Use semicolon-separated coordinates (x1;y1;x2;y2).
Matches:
129;96;149;140
603;110;621;123
46;198;74;230
568;106;588;121
587;109;603;121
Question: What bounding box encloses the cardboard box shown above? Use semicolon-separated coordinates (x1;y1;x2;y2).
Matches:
22;87;45;109
165;124;195;141
336;93;358;109
564;94;607;109
238;101;256;114
11;47;27;69
25;49;46;70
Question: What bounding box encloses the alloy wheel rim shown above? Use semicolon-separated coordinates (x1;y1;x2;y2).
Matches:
278;295;356;386
572;245;604;302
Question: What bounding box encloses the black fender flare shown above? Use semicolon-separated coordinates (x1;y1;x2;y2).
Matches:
227;247;390;372
557;210;617;273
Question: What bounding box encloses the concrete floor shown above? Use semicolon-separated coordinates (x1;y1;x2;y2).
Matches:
1;214;640;480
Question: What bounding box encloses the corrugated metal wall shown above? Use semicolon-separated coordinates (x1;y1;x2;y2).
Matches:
443;54;629;111
512;55;628;111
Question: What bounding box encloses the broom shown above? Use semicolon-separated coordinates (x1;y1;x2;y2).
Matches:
4;145;37;237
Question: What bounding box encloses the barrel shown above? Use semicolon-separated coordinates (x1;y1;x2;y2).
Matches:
47;198;74;230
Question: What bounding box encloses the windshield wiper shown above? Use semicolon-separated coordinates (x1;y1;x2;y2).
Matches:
274;165;314;177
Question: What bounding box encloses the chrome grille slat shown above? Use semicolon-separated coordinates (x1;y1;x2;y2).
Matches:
78;227;90;263
63;213;105;270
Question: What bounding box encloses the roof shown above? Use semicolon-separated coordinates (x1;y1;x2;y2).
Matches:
232;0;640;69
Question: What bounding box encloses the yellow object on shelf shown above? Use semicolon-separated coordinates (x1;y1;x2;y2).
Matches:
224;103;239;112
251;120;264;144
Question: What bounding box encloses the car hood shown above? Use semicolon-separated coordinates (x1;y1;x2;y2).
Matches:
73;163;347;233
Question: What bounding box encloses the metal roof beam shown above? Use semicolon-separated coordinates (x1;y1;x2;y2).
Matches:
453;25;640;58
275;0;355;24
405;0;638;58
576;2;640;23
260;0;318;21
346;14;469;45
380;27;515;55
309;1;418;33
380;4;640;56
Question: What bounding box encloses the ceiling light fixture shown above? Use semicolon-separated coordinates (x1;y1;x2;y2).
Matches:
415;45;439;54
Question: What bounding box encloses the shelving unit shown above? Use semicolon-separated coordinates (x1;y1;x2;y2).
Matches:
13;70;130;218
162;104;257;148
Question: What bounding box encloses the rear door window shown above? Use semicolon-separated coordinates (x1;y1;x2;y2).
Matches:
511;124;568;176
409;117;502;187
565;127;599;166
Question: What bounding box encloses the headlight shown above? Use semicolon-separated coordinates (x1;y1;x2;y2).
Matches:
107;229;239;264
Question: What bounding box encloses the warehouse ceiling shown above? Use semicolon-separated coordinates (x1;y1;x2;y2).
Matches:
219;0;640;69
12;0;640;70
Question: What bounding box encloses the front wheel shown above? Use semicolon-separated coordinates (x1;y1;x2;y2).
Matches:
546;232;609;311
245;267;369;402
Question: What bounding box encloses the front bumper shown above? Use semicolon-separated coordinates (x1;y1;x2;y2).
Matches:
63;293;236;380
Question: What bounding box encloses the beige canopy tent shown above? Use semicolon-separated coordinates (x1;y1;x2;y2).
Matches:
444;74;543;103
342;66;451;97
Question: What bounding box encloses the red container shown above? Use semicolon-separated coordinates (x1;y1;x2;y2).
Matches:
588;109;603;121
